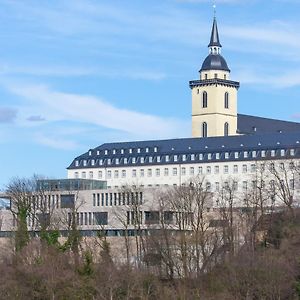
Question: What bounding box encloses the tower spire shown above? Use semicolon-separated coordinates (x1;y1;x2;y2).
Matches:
208;7;222;54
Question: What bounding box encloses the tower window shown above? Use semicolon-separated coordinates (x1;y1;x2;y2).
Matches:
224;122;229;136
224;92;229;109
205;74;208;80
202;122;208;138
224;74;227;80
202;91;208;108
214;73;217;79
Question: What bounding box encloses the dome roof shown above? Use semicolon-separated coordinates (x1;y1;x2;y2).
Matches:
200;54;230;72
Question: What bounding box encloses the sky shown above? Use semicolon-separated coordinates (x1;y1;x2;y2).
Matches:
1;0;300;190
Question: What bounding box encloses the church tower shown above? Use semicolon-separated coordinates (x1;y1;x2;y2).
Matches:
190;16;240;138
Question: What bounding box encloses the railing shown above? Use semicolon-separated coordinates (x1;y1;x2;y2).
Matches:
189;78;240;88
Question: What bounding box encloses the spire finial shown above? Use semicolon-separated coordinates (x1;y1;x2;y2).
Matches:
213;4;216;18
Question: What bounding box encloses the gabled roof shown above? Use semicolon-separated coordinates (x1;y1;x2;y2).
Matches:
238;114;300;135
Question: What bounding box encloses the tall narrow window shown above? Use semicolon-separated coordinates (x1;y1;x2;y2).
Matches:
202;91;208;108
202;122;208;138
224;92;229;109
224;122;229;136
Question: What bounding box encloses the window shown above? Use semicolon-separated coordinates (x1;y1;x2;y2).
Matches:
225;152;229;159
164;168;169;176
61;194;75;209
191;154;195;161
149;156;153;163
140;157;145;164
75;160;79;167
129;148;133;154
114;170;119;178
82;172;86;179
107;170;112;179
107;158;111;165
98;171;103;179
280;149;285;157
261;150;266;157
224;122;229;136
181;167;186;176
198;166;203;174
182;154;187;161
190;167;195;175
202;91;208;108
132;170;137;177
156;168;160;177
121;149;124;154
242;164;247;173
271;150;276;157
140;169;144;177
94;212;108;225
89;171;93;179
104;150;108;155
154;147;158;152
215;182;220;192
216;153;220;160
137;148;141;153
214;166;219;174
165;155;170;162
132;157;136;164
202;122;208;138
206;182;211;191
145;147;149;153
124;158;128;164
234;152;239;159
251;164;256;172
91;159;95;166
147;169;152;177
224;165;229;174
199;154;203;160
224;92;229;109
112;149;116;155
208;153;212;160
206;166;211;174
252;151;257;158
290;149;295;156
233;165;238;173
244;151;248;158
145;211;159;224
122;170;126;178
173;168;178;176
74;172;79;179
83;160;87;166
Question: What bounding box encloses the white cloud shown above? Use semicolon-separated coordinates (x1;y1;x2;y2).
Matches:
5;82;189;141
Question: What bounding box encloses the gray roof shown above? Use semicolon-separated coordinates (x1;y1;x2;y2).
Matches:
208;17;222;48
238;114;300;135
200;54;230;72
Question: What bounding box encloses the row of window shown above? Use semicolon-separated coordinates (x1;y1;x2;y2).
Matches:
87;147;159;157
75;161;299;180
93;192;143;207
68;212;108;226
201;122;229;137
198;91;229;109
75;148;297;168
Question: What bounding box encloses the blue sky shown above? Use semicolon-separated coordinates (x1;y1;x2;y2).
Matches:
1;0;300;190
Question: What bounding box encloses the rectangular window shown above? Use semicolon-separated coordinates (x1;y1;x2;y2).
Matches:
89;171;93;179
132;169;137;177
216;153;220;160
75;160;79;167
244;151;248;158
261;150;266;157
82;172;86;179
122;170;126;178
174;155;178;162
156;168;160;177
252;151;257;158
251;164;256;172
114;170;119;178
140;157;145;163
208;153;212;160
191;154;195;161
234;152;239;159
214;166;219;174
224;165;229;174
124;158;128;164
147;169;152;177
215;182;220;192
140;169;144;177
199;154;203;160
243;181;247;191
107;158;111;165
107;170;112;179
271;150;276;157
164;168;169;176
91;159;95;166
115;158;119;165
173;168;178;176
181;167;186;176
74;172;79;179
145;211;159;224
290;149;295;156
93;212;108;225
242;164;247;173
280;149;285;157
182;154;187;161
83;160;87;166
132;157;136;164
233;165;238;173
198;166;203;174
206;166;211;174
98;171;102;179
60;194;75;209
225;152;229;159
165;155;170;162
190;167;195;175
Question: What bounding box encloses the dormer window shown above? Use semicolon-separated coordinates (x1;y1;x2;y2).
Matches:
140;157;145;163
124;158;128;164
83;160;87;166
174;155;178;162
149;156;153;163
121;149;124;154
104;150;108;155
99;159;103;165
89;150;92;156
75;160;79;167
290;149;295;156
107;159;111;165
154;147;158;153
115;158;119;165
191;154;195;161
91;159;95;166
165;155;170;162
182;154;186;162
137;148;141;153
145;147;149;153
129;148;133;154
132;157;136;164
97;150;100;155
112;149;116;155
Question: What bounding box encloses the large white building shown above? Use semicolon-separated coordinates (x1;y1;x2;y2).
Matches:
67;17;300;193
